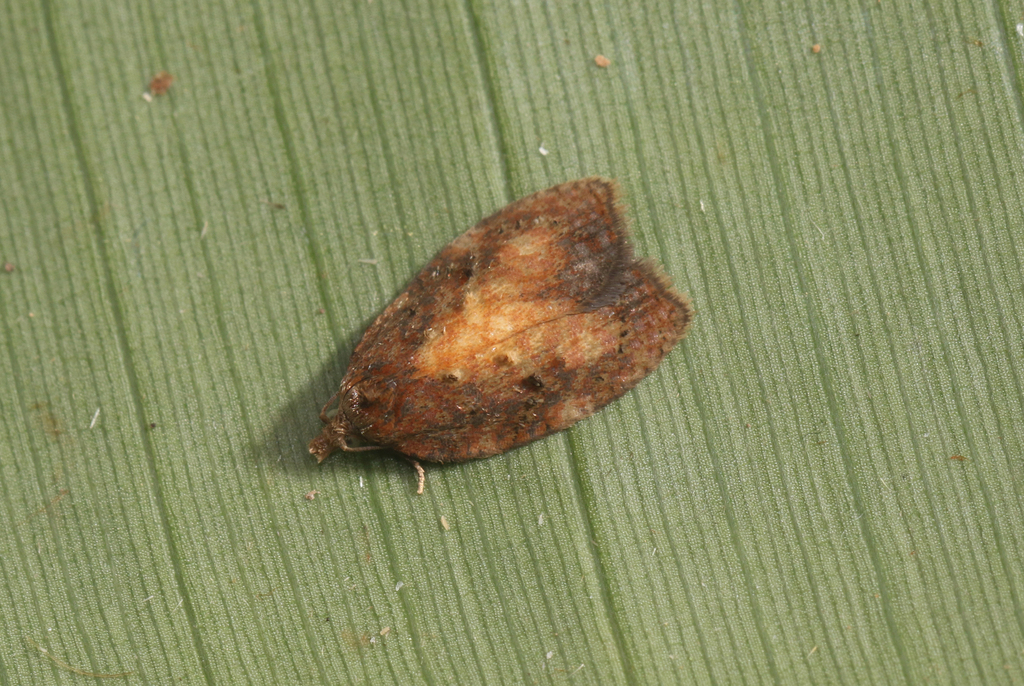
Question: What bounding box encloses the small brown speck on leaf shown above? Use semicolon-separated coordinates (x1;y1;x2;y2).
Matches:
811;44;821;54
30;402;63;438
341;631;371;650
149;71;174;95
149;422;157;429
305;490;320;500
950;454;966;461
594;54;611;68
3;262;14;272
17;488;70;526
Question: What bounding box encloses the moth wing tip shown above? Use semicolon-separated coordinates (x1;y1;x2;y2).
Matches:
676;290;695;338
635;259;695;338
575;176;624;209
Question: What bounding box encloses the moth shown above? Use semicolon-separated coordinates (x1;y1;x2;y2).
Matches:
310;178;693;492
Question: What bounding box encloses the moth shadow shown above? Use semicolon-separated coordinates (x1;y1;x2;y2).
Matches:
251;332;399;485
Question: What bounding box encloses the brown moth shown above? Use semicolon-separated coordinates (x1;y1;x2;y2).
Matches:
310;178;693;493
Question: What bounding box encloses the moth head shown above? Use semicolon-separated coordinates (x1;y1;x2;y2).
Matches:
308;381;393;462
341;379;397;430
308;409;362;463
344;383;381;415
345;385;367;412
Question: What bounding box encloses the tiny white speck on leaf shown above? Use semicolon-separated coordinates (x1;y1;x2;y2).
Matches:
89;408;101;429
395;581;404;591
538;513;544;525
539;145;549;156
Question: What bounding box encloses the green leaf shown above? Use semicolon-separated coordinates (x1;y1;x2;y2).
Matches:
2;0;1022;683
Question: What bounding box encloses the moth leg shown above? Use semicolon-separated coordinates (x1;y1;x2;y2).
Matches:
340;443;383;452
309;425;381;464
400;456;426;495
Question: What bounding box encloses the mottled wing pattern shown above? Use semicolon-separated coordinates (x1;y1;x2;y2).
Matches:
339;178;692;463
344;177;630;376
389;263;691;462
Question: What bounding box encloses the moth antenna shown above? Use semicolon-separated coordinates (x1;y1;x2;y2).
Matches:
319;389;342;423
